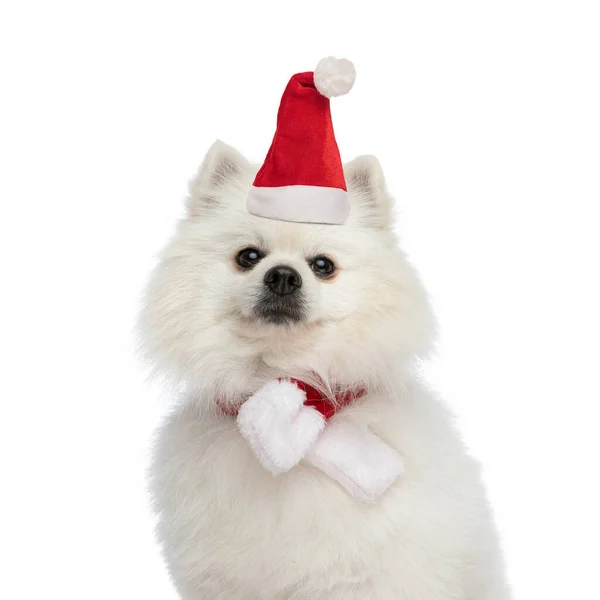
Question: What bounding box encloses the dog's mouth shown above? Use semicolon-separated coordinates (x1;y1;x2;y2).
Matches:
252;293;307;325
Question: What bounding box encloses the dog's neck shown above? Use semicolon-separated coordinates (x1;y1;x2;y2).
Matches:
216;378;366;419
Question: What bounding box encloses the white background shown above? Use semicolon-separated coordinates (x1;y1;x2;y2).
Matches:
1;1;599;598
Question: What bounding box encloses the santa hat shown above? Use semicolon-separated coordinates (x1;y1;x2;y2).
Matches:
247;57;356;225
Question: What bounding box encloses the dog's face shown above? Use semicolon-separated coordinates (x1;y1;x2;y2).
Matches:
139;141;435;398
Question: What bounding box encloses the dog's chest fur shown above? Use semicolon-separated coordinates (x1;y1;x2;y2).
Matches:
150;378;502;600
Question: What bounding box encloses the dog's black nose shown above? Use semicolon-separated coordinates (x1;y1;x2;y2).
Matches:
263;265;302;296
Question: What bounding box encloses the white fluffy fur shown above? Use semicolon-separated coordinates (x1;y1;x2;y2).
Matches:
139;140;512;599
237;379;325;475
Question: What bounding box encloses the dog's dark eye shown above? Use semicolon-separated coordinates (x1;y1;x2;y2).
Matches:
310;256;335;278
236;247;264;270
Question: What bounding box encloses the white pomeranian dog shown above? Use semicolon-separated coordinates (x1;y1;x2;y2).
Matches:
138;137;512;599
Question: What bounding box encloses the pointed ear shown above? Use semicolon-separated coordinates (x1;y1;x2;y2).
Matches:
187;140;250;217
344;155;392;229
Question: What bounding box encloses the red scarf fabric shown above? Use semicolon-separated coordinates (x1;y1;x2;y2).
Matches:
218;378;365;420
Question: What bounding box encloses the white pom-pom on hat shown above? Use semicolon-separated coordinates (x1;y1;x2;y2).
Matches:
314;57;356;98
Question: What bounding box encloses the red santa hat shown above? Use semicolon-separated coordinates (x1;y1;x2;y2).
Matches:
247;57;356;225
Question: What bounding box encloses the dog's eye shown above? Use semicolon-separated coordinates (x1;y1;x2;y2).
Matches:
236;247;264;270
310;256;335;278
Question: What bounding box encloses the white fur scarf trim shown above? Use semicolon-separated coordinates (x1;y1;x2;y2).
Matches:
237;380;404;501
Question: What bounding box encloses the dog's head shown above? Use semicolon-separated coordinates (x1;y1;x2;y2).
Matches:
138;141;435;399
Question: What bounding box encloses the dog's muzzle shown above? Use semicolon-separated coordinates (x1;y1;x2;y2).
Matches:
254;265;306;324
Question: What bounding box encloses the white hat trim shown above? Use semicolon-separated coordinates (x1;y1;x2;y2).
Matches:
247;184;350;225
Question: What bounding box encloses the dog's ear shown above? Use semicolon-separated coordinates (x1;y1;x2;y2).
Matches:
344;155;392;229
187;140;250;217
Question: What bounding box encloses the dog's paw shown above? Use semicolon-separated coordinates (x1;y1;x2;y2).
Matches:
237;380;326;475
